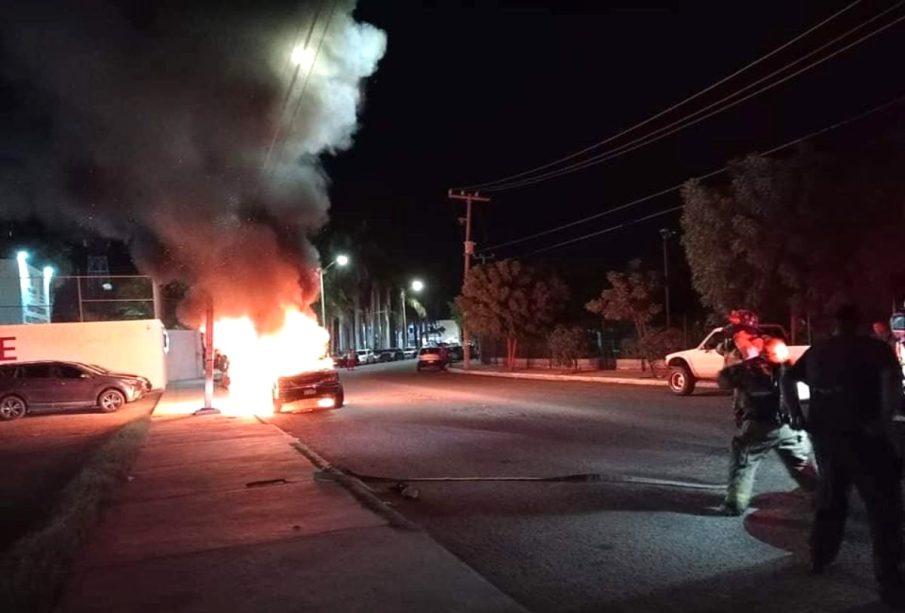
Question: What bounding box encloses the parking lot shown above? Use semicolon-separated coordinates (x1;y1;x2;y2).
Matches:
0;394;160;549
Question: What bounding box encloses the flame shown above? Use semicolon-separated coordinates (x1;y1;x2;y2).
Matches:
214;306;332;415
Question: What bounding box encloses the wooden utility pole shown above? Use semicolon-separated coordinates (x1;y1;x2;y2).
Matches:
448;189;490;369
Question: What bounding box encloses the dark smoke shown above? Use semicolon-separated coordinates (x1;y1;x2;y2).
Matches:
0;0;385;331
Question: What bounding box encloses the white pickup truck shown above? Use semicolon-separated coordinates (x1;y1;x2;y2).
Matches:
664;325;808;395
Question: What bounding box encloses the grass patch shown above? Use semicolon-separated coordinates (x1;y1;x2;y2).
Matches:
0;416;150;613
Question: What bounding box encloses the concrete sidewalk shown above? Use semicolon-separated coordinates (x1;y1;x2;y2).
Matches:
449;364;718;389
59;387;524;613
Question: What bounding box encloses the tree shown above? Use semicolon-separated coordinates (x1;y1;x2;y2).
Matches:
547;325;589;371
681;145;905;335
586;259;661;339
455;259;568;369
585;260;666;374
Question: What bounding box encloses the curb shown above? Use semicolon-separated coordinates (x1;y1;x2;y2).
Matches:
447;367;720;389
256;416;421;532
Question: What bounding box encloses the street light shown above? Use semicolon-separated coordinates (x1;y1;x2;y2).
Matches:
319;254;350;338
291;45;315;70
401;279;424;349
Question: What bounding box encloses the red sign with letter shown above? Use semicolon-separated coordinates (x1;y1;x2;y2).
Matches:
0;337;16;362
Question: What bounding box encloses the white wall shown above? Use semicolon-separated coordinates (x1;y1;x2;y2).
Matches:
166;329;203;382
0;319;168;389
434;319;461;344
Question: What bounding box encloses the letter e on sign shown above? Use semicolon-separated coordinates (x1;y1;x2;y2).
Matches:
0;337;16;362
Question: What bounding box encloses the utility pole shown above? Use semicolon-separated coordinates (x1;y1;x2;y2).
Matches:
194;296;220;416
659;229;676;329
448;189;490;369
400;288;408;349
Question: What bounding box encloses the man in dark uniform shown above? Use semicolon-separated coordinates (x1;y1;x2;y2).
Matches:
717;336;816;515
783;304;904;607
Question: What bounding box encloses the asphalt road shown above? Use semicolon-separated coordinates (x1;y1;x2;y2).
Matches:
270;361;889;613
0;394;159;550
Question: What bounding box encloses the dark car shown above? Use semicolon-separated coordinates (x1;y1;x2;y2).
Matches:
377;350;394;363
444;345;464;362
272;369;344;413
0;361;149;421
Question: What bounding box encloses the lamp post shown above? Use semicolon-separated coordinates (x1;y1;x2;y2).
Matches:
401;279;424;349
318;254;349;345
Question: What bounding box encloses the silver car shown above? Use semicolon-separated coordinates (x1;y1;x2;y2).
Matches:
0;361;149;421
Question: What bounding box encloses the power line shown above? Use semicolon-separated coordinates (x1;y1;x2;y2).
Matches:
522;206;684;258
452;1;862;192
260;0;328;184
481;6;905;192
496;91;905;257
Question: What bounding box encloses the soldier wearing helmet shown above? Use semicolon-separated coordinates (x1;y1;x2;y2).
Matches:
716;312;817;516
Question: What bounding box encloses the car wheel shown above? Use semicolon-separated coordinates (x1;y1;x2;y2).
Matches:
668;365;696;396
416;364;422;372
98;388;126;413
334;391;345;408
0;395;27;421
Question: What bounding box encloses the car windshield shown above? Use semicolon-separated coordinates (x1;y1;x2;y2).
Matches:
81;363;110;374
420;348;440;354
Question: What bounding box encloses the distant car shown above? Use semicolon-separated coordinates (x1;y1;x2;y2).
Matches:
402;347;418;359
377;350;394;363
416;347;448;371
272;369;344;413
332;354;358;368
0;361;148;420
392;349;405;361
356;349;377;365
444;345;464;362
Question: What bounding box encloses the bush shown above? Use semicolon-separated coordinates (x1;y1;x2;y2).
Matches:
547;325;589;370
638;327;686;361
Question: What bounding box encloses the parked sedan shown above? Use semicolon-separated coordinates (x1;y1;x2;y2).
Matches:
416;347;449;371
0;361;148;420
355;349;378;365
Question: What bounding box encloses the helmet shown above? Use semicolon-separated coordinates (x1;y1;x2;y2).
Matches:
728;309;759;328
763;337;790;364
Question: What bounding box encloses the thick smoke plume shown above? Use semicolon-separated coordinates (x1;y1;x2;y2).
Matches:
0;0;385;331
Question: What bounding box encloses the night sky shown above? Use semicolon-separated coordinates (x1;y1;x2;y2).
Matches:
3;1;905;320
327;0;905;315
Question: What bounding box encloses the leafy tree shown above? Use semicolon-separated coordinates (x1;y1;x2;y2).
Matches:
456;259;568;369
547;325;589;371
681;146;905;335
585;260;666;374
585;259;661;339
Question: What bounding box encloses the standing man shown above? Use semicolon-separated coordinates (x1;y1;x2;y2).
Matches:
783;304;904;607
717;336;817;516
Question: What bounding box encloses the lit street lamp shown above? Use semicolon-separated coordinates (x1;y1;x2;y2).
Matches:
319;254;350;334
401;279;424;349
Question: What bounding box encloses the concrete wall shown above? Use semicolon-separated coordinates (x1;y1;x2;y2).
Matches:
0;319;168;389
166;329;203;382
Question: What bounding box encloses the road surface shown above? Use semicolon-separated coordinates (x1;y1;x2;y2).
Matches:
270;361;886;612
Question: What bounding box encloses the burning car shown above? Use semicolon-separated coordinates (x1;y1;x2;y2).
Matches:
272;369;344;413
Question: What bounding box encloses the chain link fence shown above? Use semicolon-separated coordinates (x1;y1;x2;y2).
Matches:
0;275;157;324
